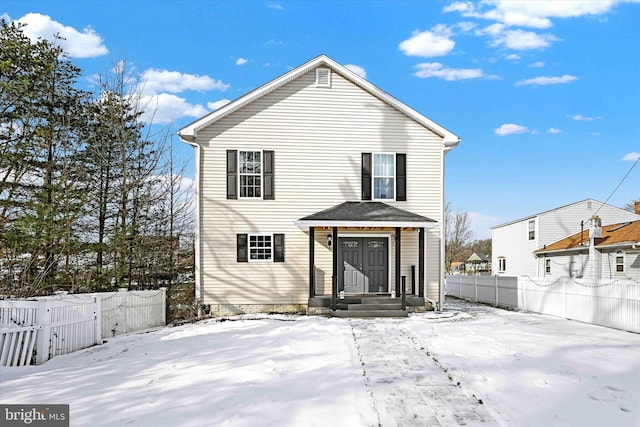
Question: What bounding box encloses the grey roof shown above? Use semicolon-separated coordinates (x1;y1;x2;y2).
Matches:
298;201;436;224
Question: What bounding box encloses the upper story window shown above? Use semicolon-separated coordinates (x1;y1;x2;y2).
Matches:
362;152;406;201
615;253;625;273
373;153;395;200
239;150;262;198
227;150;274;200
528;220;535;240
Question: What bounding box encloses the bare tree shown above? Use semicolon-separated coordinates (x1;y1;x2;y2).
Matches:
444;202;474;272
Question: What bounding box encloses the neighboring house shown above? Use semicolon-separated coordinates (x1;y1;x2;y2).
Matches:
492;199;640;277
177;55;460;316
467;252;490;274
534;214;640;280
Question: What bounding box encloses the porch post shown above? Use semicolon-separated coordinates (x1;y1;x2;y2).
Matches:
309;227;315;298
395;227;401;297
419;227;425;298
332;227;338;310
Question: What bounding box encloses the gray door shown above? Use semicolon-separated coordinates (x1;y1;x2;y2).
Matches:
339;237;388;294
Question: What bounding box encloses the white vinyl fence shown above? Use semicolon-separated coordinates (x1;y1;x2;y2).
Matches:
445;275;518;310
0;289;166;366
445;275;640;333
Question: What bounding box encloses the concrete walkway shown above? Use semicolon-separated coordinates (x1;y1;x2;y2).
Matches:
350;320;498;426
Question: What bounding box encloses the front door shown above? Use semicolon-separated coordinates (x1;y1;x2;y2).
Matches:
339;237;388;294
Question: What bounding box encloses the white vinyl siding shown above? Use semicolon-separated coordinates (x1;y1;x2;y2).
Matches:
197;69;445;305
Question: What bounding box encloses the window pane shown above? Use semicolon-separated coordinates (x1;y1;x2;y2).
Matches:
374;154;394;176
374;177;394;199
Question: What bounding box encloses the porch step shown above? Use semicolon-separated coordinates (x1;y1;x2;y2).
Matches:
330;310;409;318
347;303;402;310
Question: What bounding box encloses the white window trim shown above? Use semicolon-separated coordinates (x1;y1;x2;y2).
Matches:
528;219;536;241
615;253;625;274
498;257;506;273
372;152;396;201
238;149;263;200
248;233;273;262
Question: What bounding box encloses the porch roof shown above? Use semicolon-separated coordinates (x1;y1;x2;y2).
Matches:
295;201;438;230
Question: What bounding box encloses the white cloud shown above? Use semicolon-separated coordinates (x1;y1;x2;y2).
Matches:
236;58;248;66
495;123;529;136
15;13;108;58
491;29;558;50
399;26;456;57
622;152;640;161
444;0;617;29
140;69;230;95
570;114;601;121
413;62;485;81
207;99;232;110
267;3;284;10
505;54;520;61
547;128;562;134
530;61;545;67
139;93;208;124
345;64;367;79
469;211;501;239
516;75;577;86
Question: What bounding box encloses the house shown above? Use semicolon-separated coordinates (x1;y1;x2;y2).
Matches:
466;252;490;275
177;55;460;316
492;199;640;277
534;212;640;280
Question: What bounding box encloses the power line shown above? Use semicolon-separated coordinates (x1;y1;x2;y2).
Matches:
592;154;640;218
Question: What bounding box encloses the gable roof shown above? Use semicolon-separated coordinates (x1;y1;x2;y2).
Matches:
177;54;460;147
492;198;622;229
296;201;437;229
535;220;640;253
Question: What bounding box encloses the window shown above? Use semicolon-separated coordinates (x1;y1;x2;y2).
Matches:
528;220;535;240
237;233;285;263
545;259;551;274
227;150;274;200
373;153;395;200
249;234;272;261
615;253;625;273
362;152;406;201
498;257;506;272
239;151;262;198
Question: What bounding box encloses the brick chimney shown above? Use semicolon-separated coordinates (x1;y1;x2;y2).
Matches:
635;201;640;215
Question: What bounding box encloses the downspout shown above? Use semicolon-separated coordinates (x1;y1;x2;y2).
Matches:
178;133;202;312
440;138;460;311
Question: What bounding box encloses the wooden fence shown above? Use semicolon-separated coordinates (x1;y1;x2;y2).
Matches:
0;289;165;366
445;275;640;333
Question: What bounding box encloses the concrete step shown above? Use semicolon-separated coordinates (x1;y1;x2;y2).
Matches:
348;303;402;310
331;310;409;318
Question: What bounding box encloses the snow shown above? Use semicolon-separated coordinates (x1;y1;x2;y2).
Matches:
1;298;639;426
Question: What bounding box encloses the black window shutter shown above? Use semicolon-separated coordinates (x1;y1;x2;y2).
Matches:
396;153;406;201
263;150;274;200
362;153;372;200
237;234;248;262
227;150;238;199
273;233;285;262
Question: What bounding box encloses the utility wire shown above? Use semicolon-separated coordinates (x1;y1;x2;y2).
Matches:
591;154;640;219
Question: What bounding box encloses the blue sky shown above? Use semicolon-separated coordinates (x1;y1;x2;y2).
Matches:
3;0;639;239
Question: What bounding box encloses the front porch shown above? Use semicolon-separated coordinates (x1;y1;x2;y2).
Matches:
296;202;439;317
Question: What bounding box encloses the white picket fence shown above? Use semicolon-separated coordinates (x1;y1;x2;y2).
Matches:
0;289;166;366
445;275;640;333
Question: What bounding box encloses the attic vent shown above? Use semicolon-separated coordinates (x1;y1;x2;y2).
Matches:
316;68;331;87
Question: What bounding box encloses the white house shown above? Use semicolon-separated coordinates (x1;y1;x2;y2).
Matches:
534;207;640;280
178;55;460;316
492;199;640;277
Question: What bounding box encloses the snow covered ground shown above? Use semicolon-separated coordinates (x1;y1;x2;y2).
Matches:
1;298;639;427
